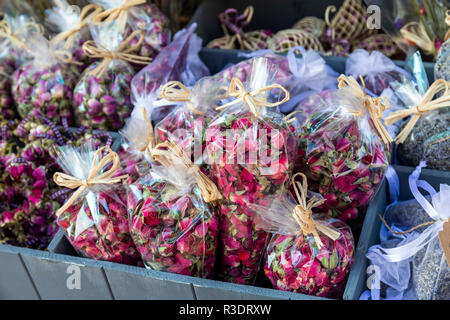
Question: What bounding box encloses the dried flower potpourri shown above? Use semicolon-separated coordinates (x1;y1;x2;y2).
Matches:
249;173;354;298
296;75;392;223
53;143;141;265
128;139;221;277
205;57;297;284
12;31;77;124
73;22;151;130
91;0;169;64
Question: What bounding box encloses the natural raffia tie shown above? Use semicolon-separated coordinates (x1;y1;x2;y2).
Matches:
291;173;340;249
337;75;393;145
158;81;204;115
52;4;103;50
151;138;222;203
93;0;146;31
82;29;151;78
400;21;435;56
53;147;128;217
216;77;290;119
383;79;450;144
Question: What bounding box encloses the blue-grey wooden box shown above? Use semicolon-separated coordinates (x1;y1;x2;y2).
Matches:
343;165;450;300
0;130;120;300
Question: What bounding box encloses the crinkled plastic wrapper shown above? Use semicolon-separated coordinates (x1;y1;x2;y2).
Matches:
249;192;354;298
54;143;141;265
346;49;412;97
205;58;297;284
131;23;209;124
73;22;136;130
296;86;390;223
12;32;77;124
128;162;218;278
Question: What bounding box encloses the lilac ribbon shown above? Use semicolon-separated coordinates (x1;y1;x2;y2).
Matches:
374;161;450;262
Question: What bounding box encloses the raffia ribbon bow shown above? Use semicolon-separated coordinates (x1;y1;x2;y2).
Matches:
53;147;128;217
82;29;151;78
337;75;393;145
216;77;290;119
52;4;103;50
93;0;146;31
383;79;450;144
151;138;222;203
158;81;208;115
291;173;340;249
400;21;435;56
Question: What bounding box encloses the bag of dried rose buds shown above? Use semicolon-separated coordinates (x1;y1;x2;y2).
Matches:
53;142;141;265
128;139;221;278
346;49;413;97
91;0;169;65
205;57;297;284
296;75;392;226
0;14;41;119
130;22;209;124
154;77;228;162
73;21;151;130
45;1;102;73
0;14;40;70
12;30;77;124
248;173;354;299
